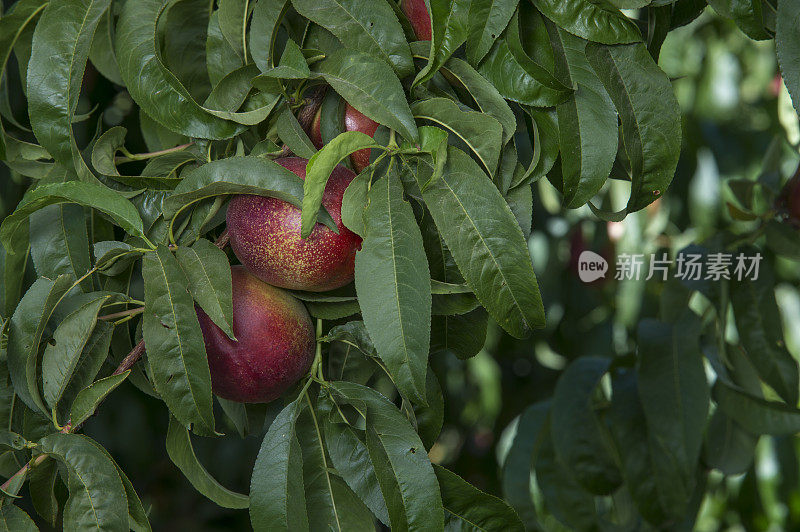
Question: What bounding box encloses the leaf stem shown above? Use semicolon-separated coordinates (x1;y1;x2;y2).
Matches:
99;307;144;321
117;142;194;163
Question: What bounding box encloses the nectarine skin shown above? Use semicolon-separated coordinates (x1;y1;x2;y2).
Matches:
197;266;315;403
402;0;432;41
344;103;380;174
227;157;362;291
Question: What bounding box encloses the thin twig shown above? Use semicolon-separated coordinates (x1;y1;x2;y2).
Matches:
99;307;144;321
112;340;146;377
116;142;195;163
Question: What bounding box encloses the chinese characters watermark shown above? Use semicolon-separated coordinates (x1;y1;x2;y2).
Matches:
577;251;763;283
613;252;762;282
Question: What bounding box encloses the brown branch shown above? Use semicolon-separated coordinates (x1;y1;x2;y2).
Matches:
112;339;146;377
214;228;229;250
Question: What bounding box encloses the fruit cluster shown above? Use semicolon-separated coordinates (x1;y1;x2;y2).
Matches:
205;0;433;404
202;156;361;403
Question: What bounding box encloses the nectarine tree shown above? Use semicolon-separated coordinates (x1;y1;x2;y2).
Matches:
0;0;799;530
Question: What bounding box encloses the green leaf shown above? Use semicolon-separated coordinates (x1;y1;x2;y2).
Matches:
708;0;770;40
0;431;25;452
0;504;37;532
777;0;800;117
166;415;249;508
37;433;129;531
534;416;599;529
330;381;444;531
713;380;800;435
27;0;110;182
99;449;152;532
431;308;488;359
162;156;336;231
435;464;524;532
466;0;519;65
7;275;75;414
608;370;671;525
505;182;532;238
275;105;318;159
161;0;214;101
637;313;709;515
731;262;799;405
257;38;311;79
249;0;289;72
412;370;443;450
321;396;390;525
0;0;47;86
249;398;308;531
204;66;282;125
218;0;249;60
316;48;418;143
551;357;621;494
765;219;800;260
323;320;376;355
0;220;30;318
585;42;681;212
69;371;130;429
296;397;375;531
28;458;58;527
175;238;234;339
532;0;642;44
441;58;516;144
139;109;190;152
56;319;114;422
292;0;413;77
301;131;383;237
0;466;28;500
515;107;559;188
1;181;148;251
703;409;757;476
549;27;617;208
355;167;431;405
42;294;109;409
29;204;91;291
411;98;503;177
90;126;187;190
502;402;550;529
413;0;470;85
319;89;346;146
340;169;371;237
414;149;545;337
143;245;215;433
88;2;123;85
115;0;245;139
477;11;572;108
206;10;243;86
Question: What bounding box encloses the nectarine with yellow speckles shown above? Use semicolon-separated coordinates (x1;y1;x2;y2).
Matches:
226;157;362;292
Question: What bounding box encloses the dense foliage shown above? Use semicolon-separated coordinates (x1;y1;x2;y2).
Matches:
0;0;799;530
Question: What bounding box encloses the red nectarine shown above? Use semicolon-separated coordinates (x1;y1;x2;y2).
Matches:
197;266;315;403
226;157;362;292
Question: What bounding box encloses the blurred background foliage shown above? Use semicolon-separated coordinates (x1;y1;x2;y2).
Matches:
2;4;800;531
